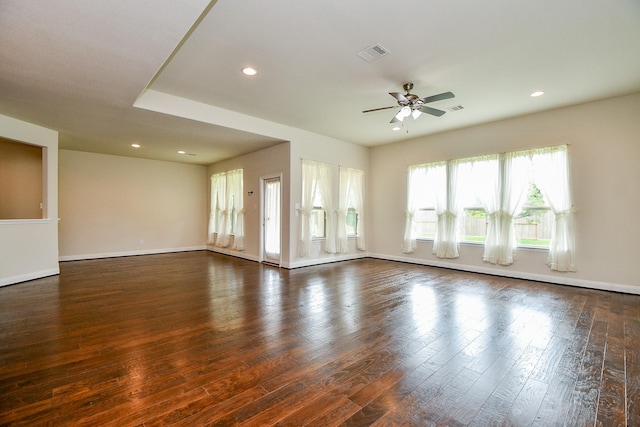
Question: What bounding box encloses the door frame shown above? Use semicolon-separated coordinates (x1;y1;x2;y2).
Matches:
260;173;283;266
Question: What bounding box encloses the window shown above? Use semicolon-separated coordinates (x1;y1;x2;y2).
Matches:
514;183;552;247
403;145;574;271
309;167;327;239
456;156;498;245
310;207;326;238
412;209;436;239
458;185;553;247
345;208;358;236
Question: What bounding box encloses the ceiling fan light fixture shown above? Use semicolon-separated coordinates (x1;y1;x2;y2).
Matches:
411;109;422;119
395;106;411;122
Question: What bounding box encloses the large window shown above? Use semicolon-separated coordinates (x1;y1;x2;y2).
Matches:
208;169;244;250
300;162;366;257
459;183;553;246
404;145;574;271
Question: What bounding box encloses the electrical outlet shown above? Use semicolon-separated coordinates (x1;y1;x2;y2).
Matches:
139;239;144;245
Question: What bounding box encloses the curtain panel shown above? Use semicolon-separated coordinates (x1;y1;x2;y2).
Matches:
207;173;226;244
317;162;336;254
433;160;461;258
403;162;445;253
531;145;575;271
227;169;244;250
337;167;366;252
300;160;329;257
209;169;244;249
482;153;530;265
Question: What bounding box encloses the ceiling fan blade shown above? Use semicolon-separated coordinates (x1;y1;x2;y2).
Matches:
389;92;408;103
390;115;400;123
421;91;455;104
362;105;396;114
419;106;446;117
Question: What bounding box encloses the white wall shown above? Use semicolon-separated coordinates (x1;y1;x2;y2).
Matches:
0;114;59;286
206;142;290;264
59;150;207;260
369;92;640;293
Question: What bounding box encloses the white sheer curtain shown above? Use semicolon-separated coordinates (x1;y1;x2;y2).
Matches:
300;160;315;257
482;153;530;265
298;159;335;257
403;165;426;253
403;162;445;253
317;162;335;254
337;167;366;253
227;169;244;250
351;169;366;251
208;173;226;244
213;169;243;249
213;174;229;247
433;160;461;258
532;145;576;271
337;167;351;253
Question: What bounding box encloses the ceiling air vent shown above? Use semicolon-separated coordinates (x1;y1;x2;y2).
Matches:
357;44;390;62
449;105;465;112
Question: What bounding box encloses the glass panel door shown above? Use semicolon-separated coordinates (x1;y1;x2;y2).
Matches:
263;177;281;265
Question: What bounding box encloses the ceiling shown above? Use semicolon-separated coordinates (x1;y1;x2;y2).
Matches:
1;1;639;165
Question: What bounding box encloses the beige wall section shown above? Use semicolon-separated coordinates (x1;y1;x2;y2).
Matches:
206;142;290;264
0;114;59;287
369;92;640;293
59;150;207;260
0;138;43;219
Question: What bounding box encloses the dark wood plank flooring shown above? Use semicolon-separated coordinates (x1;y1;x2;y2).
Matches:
1;251;638;426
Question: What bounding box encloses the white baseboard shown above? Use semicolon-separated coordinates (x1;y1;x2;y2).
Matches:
367;252;640;295
284;253;368;269
206;246;260;263
58;246;207;262
0;267;60;287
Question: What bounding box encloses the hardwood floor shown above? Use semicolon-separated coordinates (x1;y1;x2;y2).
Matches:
1;251;638;426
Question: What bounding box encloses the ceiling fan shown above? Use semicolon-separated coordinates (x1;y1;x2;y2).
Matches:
362;83;455;123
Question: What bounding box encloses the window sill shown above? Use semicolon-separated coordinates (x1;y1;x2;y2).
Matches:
415;237;549;252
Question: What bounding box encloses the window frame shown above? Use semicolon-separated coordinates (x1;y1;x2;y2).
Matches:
310;206;326;239
346;207;358;237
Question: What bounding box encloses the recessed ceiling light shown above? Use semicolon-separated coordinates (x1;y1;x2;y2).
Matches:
392;126;401;131
242;67;257;76
177;150;186;154
131;143;141;148
530;91;545;97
